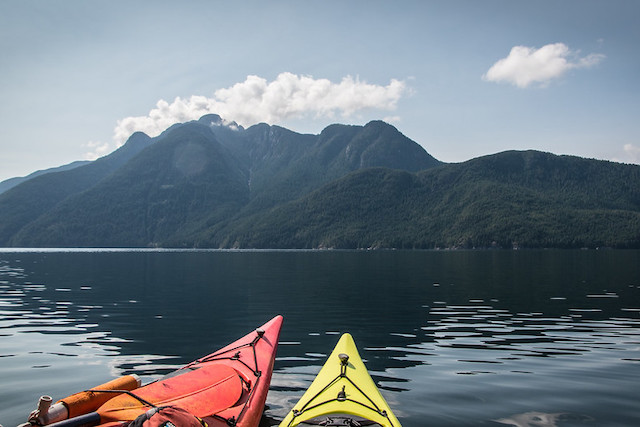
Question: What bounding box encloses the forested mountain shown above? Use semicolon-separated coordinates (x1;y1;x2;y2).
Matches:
0;160;90;195
222;152;640;249
0;132;152;245
1;115;638;249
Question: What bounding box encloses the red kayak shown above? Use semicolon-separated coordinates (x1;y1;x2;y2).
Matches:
23;315;283;427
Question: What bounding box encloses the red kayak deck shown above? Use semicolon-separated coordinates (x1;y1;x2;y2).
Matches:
97;315;283;427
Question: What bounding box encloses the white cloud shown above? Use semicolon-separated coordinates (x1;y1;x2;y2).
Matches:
113;73;408;145
623;143;640;164
383;115;402;124
483;43;605;88
84;140;112;160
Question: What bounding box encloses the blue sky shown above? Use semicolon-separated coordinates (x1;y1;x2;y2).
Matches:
1;0;639;181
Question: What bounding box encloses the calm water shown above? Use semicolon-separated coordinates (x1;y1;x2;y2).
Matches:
1;249;639;426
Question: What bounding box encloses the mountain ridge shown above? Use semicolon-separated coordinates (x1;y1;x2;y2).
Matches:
0;160;91;195
1;116;638;249
0;132;153;245
220;152;640;249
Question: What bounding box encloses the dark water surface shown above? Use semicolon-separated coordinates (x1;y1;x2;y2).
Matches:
1;249;639;426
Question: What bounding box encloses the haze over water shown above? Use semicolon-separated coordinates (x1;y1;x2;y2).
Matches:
1;249;639;426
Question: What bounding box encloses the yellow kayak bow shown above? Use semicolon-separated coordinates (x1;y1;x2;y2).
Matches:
280;333;401;427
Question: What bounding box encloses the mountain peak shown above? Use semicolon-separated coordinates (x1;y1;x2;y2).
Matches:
126;131;152;145
363;119;395;130
197;114;243;131
3;116;633;249
198;114;223;125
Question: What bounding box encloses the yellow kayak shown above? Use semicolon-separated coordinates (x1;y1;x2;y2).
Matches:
279;333;402;427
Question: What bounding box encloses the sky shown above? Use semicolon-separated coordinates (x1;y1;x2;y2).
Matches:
1;0;639;182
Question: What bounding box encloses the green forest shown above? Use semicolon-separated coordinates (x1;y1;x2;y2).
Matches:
1;116;638;249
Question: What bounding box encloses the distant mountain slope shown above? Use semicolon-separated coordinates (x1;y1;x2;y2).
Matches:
1;116;638;249
0;132;153;245
217;151;640;249
237;120;440;214
11;125;247;247
2;117;441;247
0;161;91;195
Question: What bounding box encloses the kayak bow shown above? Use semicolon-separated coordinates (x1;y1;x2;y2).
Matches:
279;333;401;427
23;315;283;427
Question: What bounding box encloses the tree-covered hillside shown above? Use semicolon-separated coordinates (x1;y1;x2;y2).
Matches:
216;152;640;249
0;132;152;245
1;117;445;248
1;116;638;249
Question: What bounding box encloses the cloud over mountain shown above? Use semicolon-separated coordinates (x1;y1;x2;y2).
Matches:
623;144;640;164
113;73;408;145
483;43;605;88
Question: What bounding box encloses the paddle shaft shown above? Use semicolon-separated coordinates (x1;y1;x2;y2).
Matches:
46;412;102;427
